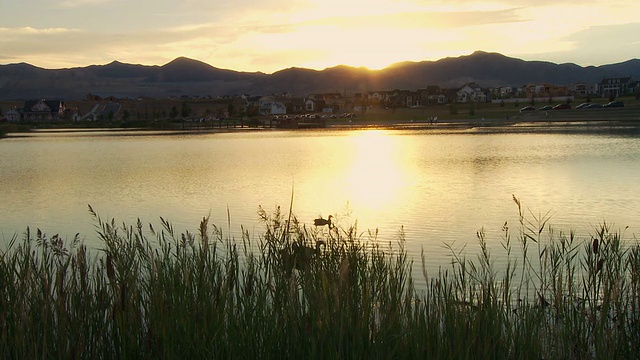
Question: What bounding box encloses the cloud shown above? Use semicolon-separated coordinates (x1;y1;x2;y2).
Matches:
0;27;79;35
0;27;85;67
517;22;640;65
0;25;165;68
566;22;640;46
243;24;296;35
302;8;525;29
407;0;600;6
57;0;118;8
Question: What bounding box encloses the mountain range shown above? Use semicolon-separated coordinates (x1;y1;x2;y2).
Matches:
0;51;639;101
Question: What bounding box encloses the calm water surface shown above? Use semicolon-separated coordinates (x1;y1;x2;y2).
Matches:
2;128;640;277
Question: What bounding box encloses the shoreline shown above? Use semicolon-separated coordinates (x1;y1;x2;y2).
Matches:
3;111;640;137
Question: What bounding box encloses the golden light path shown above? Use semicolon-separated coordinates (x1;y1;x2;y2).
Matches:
290;129;422;226
342;130;408;211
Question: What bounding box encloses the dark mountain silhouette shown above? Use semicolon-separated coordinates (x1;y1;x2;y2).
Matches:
145;57;266;83
87;60;157;78
0;51;638;100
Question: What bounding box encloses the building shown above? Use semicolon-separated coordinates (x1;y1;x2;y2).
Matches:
22;99;66;121
323;93;346;111
368;91;391;105
456;83;487;103
498;86;517;98
522;83;569;98
286;98;306;114
598;77;636;98
259;101;287;116
418;86;447;105
305;98;325;112
5;109;20;122
571;83;596;96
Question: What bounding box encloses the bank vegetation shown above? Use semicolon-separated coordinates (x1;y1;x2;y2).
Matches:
1;199;639;359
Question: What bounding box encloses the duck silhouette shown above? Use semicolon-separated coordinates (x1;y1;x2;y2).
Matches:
314;215;333;227
281;240;325;273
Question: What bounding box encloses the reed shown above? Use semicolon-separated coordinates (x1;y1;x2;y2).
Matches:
1;200;639;359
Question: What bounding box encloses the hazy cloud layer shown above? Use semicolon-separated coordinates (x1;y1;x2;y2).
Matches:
519;23;640;66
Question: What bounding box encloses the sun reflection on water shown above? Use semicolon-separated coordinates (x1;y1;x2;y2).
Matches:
340;130;412;212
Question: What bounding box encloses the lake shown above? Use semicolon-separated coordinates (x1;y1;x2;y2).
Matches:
2;126;640;279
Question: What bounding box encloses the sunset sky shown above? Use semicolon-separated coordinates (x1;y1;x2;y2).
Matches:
2;0;639;73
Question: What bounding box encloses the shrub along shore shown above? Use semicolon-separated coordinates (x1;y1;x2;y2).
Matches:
1;200;640;359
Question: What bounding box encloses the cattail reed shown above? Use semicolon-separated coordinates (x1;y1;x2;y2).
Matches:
0;202;639;359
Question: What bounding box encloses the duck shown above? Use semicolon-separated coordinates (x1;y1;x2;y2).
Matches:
314;215;333;227
281;240;325;273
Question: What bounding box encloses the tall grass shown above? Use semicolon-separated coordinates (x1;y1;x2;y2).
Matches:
1;199;639;359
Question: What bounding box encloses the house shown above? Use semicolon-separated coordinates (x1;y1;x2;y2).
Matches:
259;101;287;116
405;91;422;107
499;86;516;98
76;102;121;121
418;86;447;105
598;77;635;98
571;83;595;96
246;96;262;108
323;93;346;111
368;91;390;105
306;94;325;101
520;83;569;98
5;109;20;122
351;93;367;110
456;83;487;103
305;98;325;112
522;84;545;96
22;99;65;121
385;90;411;108
286;98;306;114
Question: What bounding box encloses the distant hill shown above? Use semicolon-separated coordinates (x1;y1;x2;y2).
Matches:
0;51;638;100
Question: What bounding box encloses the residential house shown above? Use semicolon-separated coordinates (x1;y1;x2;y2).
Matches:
571;83;595;96
368;91;391;105
522;84;543;96
380;90;417;108
306;94;325;101
259;101;287;116
257;96;274;107
5;109;20;122
385;90;410;108
352;93;368;111
418;86;447;105
275;92;294;99
521;83;569;99
405;91;422;107
305;98;325;112
286;98;306;114
456;83;487;103
598;77;635;98
247;96;262;108
22;99;65;121
323;93;346;112
499;86;516;98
